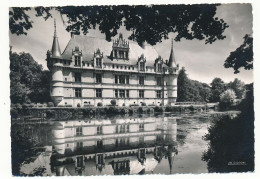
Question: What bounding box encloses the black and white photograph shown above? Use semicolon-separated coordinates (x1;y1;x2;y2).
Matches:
2;0;259;178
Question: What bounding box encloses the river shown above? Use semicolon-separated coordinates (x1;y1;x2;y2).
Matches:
11;113;212;176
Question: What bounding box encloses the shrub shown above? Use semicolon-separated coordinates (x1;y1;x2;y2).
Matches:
141;102;146;106
110;99;116;106
47;102;54;107
97;102;103;107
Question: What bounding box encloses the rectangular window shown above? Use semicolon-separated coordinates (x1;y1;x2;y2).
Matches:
75;88;82;98
126;76;129;84
119;75;125;84
139;90;144;98
156;77;162;86
140;62;145;71
76;127;82;136
115;89;118;98
119;89;125;98
156;90;162;98
96;74;102;83
126;52;128;59
97;126;103;135
139;123;144;132
75;56;81;66
139;76;144;85
96;89;102;98
96;58;102;68
75;72;81;82
115;75;118;84
126;90;129;98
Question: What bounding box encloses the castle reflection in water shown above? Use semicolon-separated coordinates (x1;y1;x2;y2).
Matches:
51;116;178;176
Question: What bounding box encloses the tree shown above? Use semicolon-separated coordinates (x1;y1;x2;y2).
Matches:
226;78;246;99
177;67;191;102
210;77;225;102
9;5;229;46
224;34;253;74
219;89;236;110
10;50;51;104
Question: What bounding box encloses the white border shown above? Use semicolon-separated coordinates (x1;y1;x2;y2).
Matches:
1;1;259;179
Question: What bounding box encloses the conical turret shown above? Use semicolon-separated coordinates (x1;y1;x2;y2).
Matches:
51;19;61;58
168;39;177;68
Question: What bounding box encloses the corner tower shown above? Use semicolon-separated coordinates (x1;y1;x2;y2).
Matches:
46;19;64;106
166;39;179;105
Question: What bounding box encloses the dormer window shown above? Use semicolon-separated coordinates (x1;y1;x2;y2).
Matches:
96;58;102;68
140;62;145;71
112;33;129;60
157;63;162;72
154;56;163;73
94;49;103;68
75;56;81;66
138;54;146;72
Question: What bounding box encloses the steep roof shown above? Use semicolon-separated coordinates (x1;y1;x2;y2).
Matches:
51;20;62;58
61;35;161;66
168;39;177;68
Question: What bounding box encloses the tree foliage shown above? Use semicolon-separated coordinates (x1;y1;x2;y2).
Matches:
177;67;211;102
226;78;246;99
10;50;51;104
219;89;236;110
210;77;225;102
203;84;254;172
9;5;229;46
224;34;253;74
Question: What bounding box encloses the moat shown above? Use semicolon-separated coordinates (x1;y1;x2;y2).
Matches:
11;113;213;176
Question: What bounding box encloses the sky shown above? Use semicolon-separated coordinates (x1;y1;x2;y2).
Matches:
9;4;253;84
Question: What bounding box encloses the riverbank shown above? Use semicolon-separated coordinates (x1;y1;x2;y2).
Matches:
11;103;236;121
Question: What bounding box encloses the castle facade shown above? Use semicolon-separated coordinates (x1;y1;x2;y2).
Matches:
46;22;179;107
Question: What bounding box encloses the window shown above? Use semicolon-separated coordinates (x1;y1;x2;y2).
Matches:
156;77;162;86
139;123;144;132
97;140;103;149
139;90;144;98
119;89;125;98
96;58;102;68
75;56;81;66
120;125;126;133
126;90;129;98
112;64;115;69
76;142;83;150
75;88;82;98
114;50;117;58
75;72;81;82
76;127;82;136
127;125;130;132
97;126;103;135
132;67;134;70
140;62;145;71
115;75;118;84
96;74;102;83
119;75;125;84
156;90;162;98
126;76;129;84
126;51;128;59
157;63;162;72
115;89;118;98
139;76;144;85
96;89;102;98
